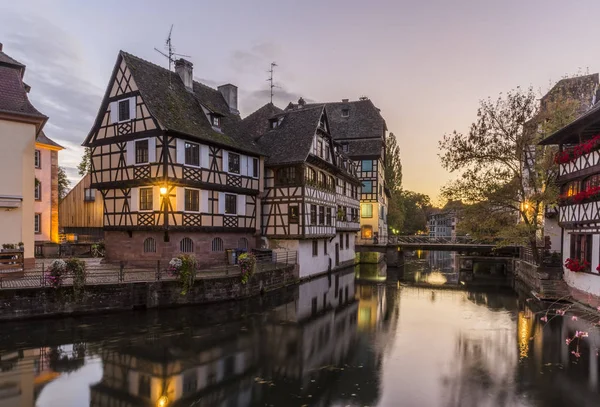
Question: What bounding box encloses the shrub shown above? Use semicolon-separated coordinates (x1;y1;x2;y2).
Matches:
239;253;256;285
168;254;197;295
46;259;67;288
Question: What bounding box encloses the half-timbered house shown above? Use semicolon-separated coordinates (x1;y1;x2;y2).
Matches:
540;101;600;297
82;52;263;266
286;98;389;243
241;103;361;278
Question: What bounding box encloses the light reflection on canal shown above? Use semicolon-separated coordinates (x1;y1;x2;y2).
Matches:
0;262;599;406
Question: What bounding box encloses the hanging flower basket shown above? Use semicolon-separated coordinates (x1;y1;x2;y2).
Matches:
564;257;589;272
239;253;256;285
46;259;66;288
554;134;600;164
167;254;197;295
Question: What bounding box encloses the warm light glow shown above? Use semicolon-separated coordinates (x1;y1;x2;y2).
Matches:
157;396;169;407
517;311;532;360
159;187;168;195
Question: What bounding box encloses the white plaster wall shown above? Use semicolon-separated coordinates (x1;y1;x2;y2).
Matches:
296;269;355;319
0;120;35;259
337;232;356;264
562;230;600;297
34;147;52;242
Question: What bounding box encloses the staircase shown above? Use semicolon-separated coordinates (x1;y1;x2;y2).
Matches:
515;259;570;301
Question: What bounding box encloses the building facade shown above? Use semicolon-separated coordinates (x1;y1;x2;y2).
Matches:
34;131;64;246
0;43;47;264
428;210;457;239
58;173;104;241
83;52;263;267
540;99;600;297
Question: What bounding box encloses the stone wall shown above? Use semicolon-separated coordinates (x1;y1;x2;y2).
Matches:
104;230;257;268
514;260;568;299
0;265;296;321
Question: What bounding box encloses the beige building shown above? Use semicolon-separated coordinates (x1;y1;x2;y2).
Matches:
34;131;64;246
0;43;47;265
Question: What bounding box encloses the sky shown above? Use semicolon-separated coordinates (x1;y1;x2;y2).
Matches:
2;0;600;203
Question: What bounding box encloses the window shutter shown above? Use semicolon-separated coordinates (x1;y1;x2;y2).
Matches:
148;137;156;163
176;139;185;164
130;188;139;212
129;96;136;120
201;190;209;213
126;141;135;165
152;187;160;211
237;195;246;216
218;192;225;214
240;155;248;176
200;145;209;168
222;151;229;173
109;102;118;123
176;187;184;212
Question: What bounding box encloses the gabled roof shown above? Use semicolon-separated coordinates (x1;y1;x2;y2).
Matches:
86;51;262;155
36;131;64;150
0;50;25;71
340;138;383;157
252;104;324;165
238;102;283;140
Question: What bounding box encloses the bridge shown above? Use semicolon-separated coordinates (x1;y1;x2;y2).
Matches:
357;236;517;252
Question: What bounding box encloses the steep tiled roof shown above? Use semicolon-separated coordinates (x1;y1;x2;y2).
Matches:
342;138;383;157
0;64;46;120
253;105;323;165
36;131;64;149
0;50;25;70
238;103;283;140
120;52;262;155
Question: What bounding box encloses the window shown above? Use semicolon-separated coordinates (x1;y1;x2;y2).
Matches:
185;142;200;166
318;172;325;188
326;207;332;225
225;194;237;214
312;240;318;257
342;143;349;153
570;234;592;269
269;119;279;129
183;371;198;396
211;237;224;252
118;99;131;122
361;225;373;239
341;108;349;117
211;115;221;127
238;237;249;249
34;213;41;234
289;205;299;223
180;237;194;253
319;206;325;225
346;233;349;249
275;167;297;185
34;182;41;201
324;240;328;255
584;174;600;190
138;375;151;398
339;233;343;250
362;180;373;193
84;188;95;202
252;158;259;178
361;203;373;218
34;150;41;168
228;153;240;173
310;205;317;225
362;160;373;172
143;237;156;253
139;187;153;211
562;180;580;197
306;167;316;183
318;139;323;157
184;189;200;212
342;181;347;196
135;140;149;164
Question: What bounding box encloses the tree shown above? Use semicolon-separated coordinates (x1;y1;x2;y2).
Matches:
385;133;404;231
398;191;431;235
78;147;91;177
58;166;70;200
439;84;586;259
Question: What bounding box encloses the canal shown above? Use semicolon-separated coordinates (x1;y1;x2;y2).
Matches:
1;251;598;406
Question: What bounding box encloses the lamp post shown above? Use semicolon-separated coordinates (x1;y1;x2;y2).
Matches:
160;186;169;242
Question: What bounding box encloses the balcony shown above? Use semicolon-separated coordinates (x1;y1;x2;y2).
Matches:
559;200;600;225
336;215;360;231
558;150;600;179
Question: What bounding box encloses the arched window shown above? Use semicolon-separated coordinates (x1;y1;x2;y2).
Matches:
212;237;224;252
180;237;194;253
143;237;156;253
238;237;249;249
584;174;600;190
562;180;581;197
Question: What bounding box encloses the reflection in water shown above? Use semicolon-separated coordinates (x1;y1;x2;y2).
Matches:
2;265;600;406
404;250;460;285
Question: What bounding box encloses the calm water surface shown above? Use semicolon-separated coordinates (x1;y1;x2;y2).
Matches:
1;252;599;407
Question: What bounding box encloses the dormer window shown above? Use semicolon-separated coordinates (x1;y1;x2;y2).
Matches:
342;143;349;153
269;119;279;129
211;115;221;127
111;96;136;123
341;108;349;117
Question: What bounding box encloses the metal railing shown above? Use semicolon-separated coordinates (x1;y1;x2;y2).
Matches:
0;251;297;290
387;235;498;245
0;250;24;273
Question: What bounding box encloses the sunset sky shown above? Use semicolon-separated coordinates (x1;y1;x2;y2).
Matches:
2;0;599;202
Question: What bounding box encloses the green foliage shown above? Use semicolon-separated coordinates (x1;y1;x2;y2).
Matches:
66;258;87;301
91;241;105;258
58;166;70;200
78;148;92;177
385;132;405;231
168;254;197;295
239;253;256;285
397;191;431;235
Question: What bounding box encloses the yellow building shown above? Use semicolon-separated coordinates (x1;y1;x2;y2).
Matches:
0;43;47;265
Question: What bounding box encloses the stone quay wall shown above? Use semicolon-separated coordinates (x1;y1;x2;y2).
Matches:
0;265;296;321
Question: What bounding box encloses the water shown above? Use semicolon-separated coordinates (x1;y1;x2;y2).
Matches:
1;252;599;407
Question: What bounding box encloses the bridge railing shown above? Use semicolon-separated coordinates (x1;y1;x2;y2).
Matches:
387;235;498;245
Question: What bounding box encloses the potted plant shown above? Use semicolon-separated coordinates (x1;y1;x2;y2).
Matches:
17;242;23;251
168;254;197;295
239;253;257;284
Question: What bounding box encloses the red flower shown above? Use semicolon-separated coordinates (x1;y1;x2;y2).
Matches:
565;258;589;272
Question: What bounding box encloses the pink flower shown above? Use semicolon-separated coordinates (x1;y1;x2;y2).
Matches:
556;309;566;316
571;350;581;358
540;316;548;322
597;306;600;312
566;338;572;345
572;316;578;321
575;331;589;338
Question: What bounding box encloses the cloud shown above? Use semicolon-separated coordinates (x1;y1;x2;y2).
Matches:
240;85;314;115
0;13;104;185
229;42;281;75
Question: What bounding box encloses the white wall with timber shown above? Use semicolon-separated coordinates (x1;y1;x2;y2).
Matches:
562;229;600;297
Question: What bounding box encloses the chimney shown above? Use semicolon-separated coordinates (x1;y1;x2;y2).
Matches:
175;58;194;92
298;97;306;107
0;43;3;52
342;98;349;103
218;84;239;114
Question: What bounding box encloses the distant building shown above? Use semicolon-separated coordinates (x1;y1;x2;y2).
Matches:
58;173;104;242
0;43;47;265
428;203;460;239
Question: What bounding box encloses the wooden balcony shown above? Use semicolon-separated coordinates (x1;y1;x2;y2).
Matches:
559;200;600;225
559;150;600;179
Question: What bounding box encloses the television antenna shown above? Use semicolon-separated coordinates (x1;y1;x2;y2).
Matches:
266;62;278;104
154;25;191;84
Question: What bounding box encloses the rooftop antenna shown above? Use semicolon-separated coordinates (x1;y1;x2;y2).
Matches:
154;25;191;84
266;62;278;104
